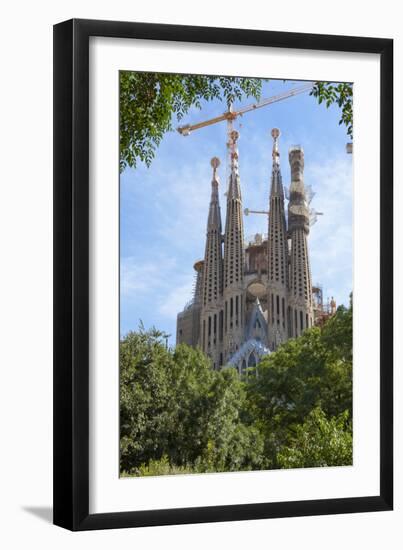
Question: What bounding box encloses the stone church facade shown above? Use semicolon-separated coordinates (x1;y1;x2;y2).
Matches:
177;128;316;373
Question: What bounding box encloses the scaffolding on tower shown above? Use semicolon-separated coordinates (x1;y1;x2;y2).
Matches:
312;284;337;327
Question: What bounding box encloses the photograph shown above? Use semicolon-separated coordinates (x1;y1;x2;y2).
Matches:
0;0;396;541
119;72;354;478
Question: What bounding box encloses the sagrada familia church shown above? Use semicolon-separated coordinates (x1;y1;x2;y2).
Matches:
176;128;335;373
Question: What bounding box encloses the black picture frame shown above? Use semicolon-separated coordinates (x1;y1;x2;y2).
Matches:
53;18;393;531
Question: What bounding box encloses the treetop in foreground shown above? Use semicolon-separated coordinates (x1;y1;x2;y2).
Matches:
120;302;352;476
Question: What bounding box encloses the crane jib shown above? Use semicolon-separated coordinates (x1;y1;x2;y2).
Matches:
176;82;313;136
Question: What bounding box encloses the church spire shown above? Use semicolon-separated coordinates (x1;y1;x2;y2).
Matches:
200;157;224;369
207;156;221;228
224;130;244;288
227;129;242;201
267;128;289;349
202;157;223;307
223;129;245;361
288;146;314;337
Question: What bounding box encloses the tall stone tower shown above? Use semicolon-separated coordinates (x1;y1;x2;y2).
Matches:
288;146;314;337
177;128;320;372
200;157;224;369
223;130;245;362
267;128;289;349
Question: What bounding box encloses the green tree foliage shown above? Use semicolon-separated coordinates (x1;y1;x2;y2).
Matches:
121;455;196;477
310;82;353;139
277;407;352;469
245;303;353;468
120;326;264;475
120;301;353;476
119;73;263;171
321;294;353;363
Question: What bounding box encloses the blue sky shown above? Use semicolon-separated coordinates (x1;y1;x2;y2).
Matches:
120;78;353;345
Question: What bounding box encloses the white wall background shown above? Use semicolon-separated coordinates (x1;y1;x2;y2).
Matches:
0;0;400;547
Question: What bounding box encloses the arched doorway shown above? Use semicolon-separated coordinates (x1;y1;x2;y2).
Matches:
248;353;257;368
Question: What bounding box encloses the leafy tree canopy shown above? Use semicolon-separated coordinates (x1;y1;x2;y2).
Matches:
245;303;353;467
277;407;352;469
120;72;263;171
120;300;353;476
120;326;264;475
311;82;353;139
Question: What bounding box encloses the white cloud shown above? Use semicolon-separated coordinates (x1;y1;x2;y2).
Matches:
306;154;353;306
158;278;195;319
153;160;211;254
121;254;196;325
121;256;177;297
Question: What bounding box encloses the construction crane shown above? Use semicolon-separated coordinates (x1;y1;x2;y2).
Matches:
177;82;314;137
177;82;314;198
177;81;323;228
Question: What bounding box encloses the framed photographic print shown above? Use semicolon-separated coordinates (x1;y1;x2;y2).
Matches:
53;19;393;530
